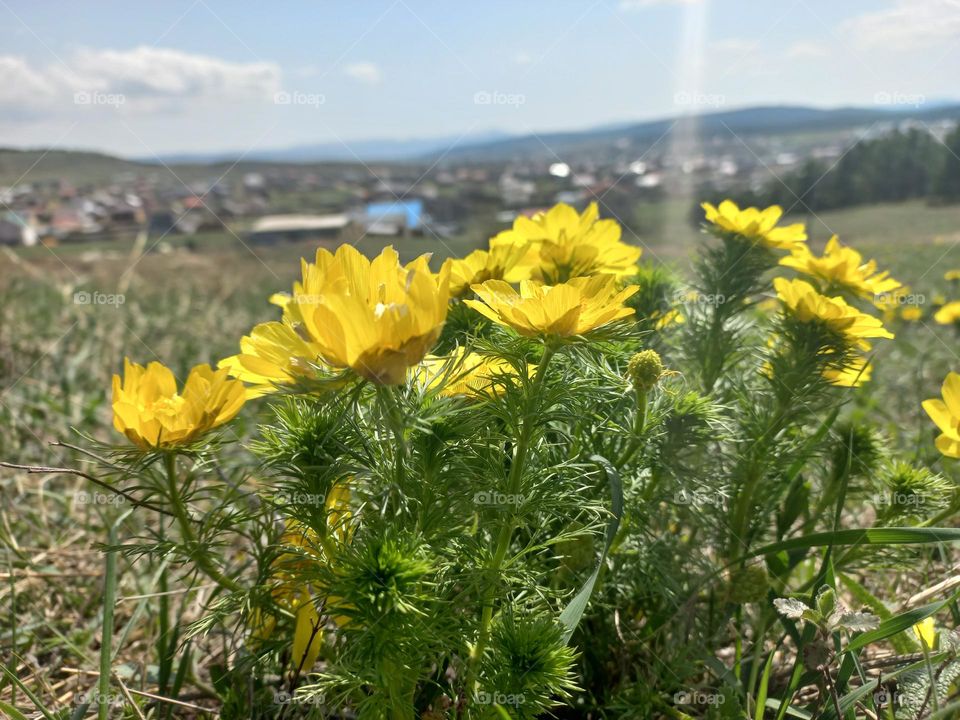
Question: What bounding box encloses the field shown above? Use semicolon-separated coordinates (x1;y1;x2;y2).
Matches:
5;198;960;718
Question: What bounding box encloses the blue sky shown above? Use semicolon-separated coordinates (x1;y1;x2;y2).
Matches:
0;0;957;156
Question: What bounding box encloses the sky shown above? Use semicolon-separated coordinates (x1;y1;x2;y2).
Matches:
0;0;958;158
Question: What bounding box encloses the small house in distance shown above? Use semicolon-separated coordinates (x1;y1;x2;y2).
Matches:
248;214;352;245
0;211;38;246
360;199;425;237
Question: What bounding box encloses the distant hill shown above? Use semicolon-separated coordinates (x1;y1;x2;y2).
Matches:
434;104;960;162
0;149;399;187
0;148;154;186
150;131;514;165
2;104;959;184
148;104;960;165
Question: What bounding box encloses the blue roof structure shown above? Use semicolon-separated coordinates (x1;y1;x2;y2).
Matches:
364;199;424;230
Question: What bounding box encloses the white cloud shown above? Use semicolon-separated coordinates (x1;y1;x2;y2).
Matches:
0;46;281;116
786;41;829;59
845;0;960;50
0;56;58;106
344;61;382;85
65;46;280;103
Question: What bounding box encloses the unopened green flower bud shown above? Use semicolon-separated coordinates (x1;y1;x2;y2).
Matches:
727;564;769;604
627;350;664;392
816;587;837;619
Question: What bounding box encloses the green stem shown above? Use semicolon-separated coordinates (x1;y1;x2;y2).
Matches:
164;453;242;593
727;394;793;561
922;640;940;712
377;384;408;487
701;306;728;393
745;611;772;707
617;387;649;468
920;494;960;527
467;344;556;690
98;521;118;720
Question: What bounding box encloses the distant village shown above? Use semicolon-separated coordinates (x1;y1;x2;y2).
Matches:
1;117;951;249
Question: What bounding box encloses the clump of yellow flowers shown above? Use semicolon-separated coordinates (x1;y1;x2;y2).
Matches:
96;196;960;717
214;208;642;396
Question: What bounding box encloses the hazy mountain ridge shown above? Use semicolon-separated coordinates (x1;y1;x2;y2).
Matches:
437;104;960;162
2;103;958;184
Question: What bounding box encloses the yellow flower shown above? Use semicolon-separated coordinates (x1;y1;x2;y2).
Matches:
286;245;450;385
220;321;327;398
415;348;531;399
651;307;684;330
443;243;530;296
876;286;914;324
901;306;923;322
945;270;960;281
112;359;245;449
465;275;638;338
822;357;872;387
755;297;780;315
773;277;894;348
914;617;937;649
491;202;641;283
923;372;960;458
702;200;807;250
252;484;354;661
779;235;900;302
934;301;960;325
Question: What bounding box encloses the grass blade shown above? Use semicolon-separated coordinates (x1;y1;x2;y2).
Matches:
98;521;119;720
558;454;623;643
749;527;960;558
844;594;957;654
754;651;774;720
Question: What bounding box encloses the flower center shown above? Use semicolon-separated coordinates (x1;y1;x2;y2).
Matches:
151;394;187;420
